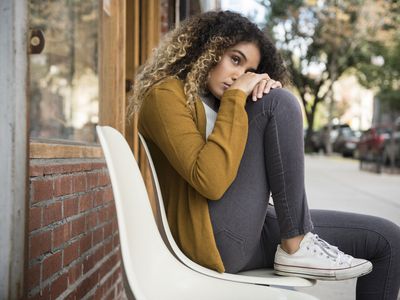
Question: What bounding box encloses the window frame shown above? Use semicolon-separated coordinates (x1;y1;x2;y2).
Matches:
28;0;127;159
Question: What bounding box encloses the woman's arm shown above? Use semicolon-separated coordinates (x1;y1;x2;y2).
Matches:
139;80;248;200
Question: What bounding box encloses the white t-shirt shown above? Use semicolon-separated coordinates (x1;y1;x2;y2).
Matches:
202;101;218;139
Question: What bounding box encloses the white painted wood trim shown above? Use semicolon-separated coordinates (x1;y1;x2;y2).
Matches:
0;0;28;298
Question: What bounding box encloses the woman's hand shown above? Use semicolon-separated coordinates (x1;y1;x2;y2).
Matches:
227;72;282;101
251;77;282;101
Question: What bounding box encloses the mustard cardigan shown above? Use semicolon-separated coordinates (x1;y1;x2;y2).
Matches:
138;77;248;272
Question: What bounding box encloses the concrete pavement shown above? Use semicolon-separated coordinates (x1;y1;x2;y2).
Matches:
296;154;400;300
305;154;399;225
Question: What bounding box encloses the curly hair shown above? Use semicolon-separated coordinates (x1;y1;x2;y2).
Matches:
127;10;289;119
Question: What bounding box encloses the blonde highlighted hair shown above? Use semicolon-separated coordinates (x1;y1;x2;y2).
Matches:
127;11;288;120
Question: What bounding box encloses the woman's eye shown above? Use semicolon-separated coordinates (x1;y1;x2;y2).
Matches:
231;56;240;64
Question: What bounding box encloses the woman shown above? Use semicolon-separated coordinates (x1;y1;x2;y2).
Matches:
128;10;400;299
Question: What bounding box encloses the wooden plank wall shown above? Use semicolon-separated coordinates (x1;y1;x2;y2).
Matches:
99;0;127;134
126;0;162;221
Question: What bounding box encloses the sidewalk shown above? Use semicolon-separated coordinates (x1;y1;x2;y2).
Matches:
305;154;399;225
296;154;400;300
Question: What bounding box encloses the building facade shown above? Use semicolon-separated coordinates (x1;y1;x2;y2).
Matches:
1;0;219;299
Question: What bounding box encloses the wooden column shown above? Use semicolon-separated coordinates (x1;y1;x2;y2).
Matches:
126;0;162;219
126;0;161;158
99;0;127;134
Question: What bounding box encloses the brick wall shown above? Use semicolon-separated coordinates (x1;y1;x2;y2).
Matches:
27;159;125;300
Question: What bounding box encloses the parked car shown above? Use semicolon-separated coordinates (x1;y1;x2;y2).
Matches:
332;127;361;157
357;127;392;163
310;124;353;154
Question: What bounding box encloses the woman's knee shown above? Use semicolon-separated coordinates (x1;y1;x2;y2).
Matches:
246;88;301;118
362;216;400;262
375;217;400;255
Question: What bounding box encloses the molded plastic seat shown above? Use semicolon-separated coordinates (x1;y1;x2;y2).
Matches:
96;125;317;300
138;132;315;288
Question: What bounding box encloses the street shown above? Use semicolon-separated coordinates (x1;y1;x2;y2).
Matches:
296;154;400;300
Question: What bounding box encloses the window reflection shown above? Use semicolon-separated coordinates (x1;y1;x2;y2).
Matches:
29;0;99;143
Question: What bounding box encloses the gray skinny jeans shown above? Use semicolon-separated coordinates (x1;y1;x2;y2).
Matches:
208;89;400;300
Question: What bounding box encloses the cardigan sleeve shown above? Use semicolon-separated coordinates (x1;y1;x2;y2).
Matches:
139;80;249;200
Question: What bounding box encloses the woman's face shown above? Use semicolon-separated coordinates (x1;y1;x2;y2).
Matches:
206;42;261;99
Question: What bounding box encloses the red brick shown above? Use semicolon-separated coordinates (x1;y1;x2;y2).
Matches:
63;197;79;218
103;223;113;239
96;242;105;260
78;162;94;172
32;179;54;203
98;207;108;224
104;239;113;256
52;223;70;249
112;219;118;234
71;216;85;237
103;187;113;203
29;285;50;300
92;227;103;245
113;233;120;248
113;268;121;286
87;172;98;189
27;263;41;290
68;262;82;285
29;206;42;232
71;174;86;193
44;164;76;175
104;287;115;300
91;162;106;170
93;190;104;207
50;273;68;299
43;202;62;226
98;172;110;186
117;280;124;295
104;274;113;291
79;194;93;213
43;163;91;176
112;269;120;286
76;270;98;299
63;240;79;267
30;164;45;177
107;205;116;223
83;254;94;275
93;285;104;299
109;252;118;267
85;211;98;230
30;231;52;259
32;162;104;178
79;233;92;254
64;291;77;300
54;175;72;197
42;251;62;280
85;246;104;275
99;252;117;279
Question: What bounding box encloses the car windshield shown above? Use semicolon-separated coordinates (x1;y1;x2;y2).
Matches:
377;128;391;135
342;128;355;137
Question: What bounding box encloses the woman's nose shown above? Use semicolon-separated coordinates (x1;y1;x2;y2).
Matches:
232;68;245;81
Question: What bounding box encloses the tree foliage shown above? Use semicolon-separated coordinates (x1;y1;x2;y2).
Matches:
257;0;398;148
354;1;400;113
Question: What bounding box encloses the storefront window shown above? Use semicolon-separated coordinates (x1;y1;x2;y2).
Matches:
29;0;99;143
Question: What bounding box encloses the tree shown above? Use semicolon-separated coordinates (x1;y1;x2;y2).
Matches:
258;0;392;150
354;0;400;115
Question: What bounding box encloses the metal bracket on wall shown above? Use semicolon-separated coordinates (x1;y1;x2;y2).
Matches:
29;29;45;54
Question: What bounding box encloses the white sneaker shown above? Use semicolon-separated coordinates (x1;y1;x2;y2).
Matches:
274;232;373;280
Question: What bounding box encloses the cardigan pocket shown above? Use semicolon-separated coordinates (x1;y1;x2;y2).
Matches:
214;228;246;273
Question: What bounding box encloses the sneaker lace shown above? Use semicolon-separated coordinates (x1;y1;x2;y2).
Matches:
308;234;353;265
